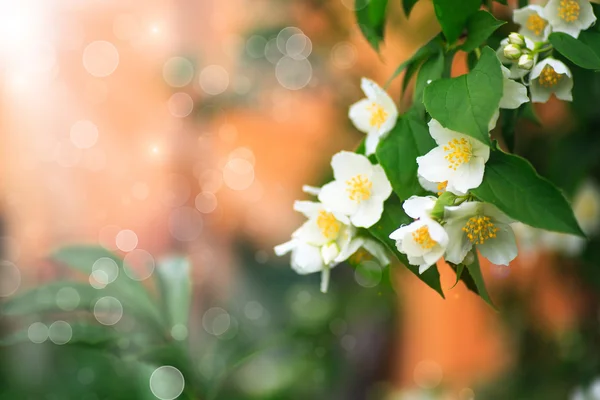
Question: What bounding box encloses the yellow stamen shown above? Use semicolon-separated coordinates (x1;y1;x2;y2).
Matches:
526;13;548;36
437;181;448;195
558;0;580;22
316;210;342;240
462;215;499;245
443;138;472;170
412;226;437;250
367;103;388;129
346;174;372;202
538;65;563;88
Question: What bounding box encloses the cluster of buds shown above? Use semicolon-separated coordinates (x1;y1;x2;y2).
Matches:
503;32;535;71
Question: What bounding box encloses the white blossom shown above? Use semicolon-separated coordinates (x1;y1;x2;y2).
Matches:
390;196;448;273
513;5;553;41
348;78;399;155
500;65;530;109
543;0;596;38
497;38;538;79
416;119;490;194
444;202;518;266
319;151;392;228
530;58;573;103
274;200;389;292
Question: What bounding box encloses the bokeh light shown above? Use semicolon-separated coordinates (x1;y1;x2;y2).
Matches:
70;120;99;149
149;366;185;400
93;296;124;326
48;321;72;345
199;65;229;95
123;249;155;281
82;41;120;78
0;261;21;297
27;322;49;344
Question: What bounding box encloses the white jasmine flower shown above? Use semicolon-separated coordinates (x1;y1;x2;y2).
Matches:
500;65;530;109
274;200;389;292
416;119;490;194
543;0;596;38
444;201;517;265
530;58;573;103
390;217;449;274
389;195;448;273
348;78;399;155
514;5;552;41
418;175;466;196
318;151;393;228
497;38;537;79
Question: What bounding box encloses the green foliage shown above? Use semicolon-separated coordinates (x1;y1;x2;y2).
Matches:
464;254;496;309
376;113;436;200
423;46;503;146
368;198;445;298
355;0;388;51
402;0;420;17
412;51;445;114
461;10;506;53
472;150;585;237
155;257;192;330
432;0;481;44
549;32;600;70
386;35;443;87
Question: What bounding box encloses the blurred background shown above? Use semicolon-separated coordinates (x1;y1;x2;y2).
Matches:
1;0;600;399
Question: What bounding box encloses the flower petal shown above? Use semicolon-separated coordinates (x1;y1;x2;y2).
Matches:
290;242;325;274
403;196;437;219
530;82;553;103
500;78;529;109
348;98;373;134
330;151;373;181
451;156;486;193
371;164;393;200
477;224;518;265
318;180;359;216
443;221;472;264
427;119;459;145
417;146;452;184
274;239;296;256
293;200;323;218
365;130;382;156
362;238;391;266
335;237;364;262
351;198;384;228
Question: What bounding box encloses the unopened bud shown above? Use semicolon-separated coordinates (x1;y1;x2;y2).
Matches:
508;32;525;47
518;54;534;70
503;44;522;60
463;251;475;266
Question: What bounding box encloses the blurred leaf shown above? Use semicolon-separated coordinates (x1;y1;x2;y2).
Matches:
155;256;191;331
461;10;506;53
376;113;435;200
52;246;164;330
368;198;445;298
0;322;119;347
472;150;585;236
424;47;502;146
402;0;420;16
549;32;600;70
465;254;496;309
356;0;388;52
432;0;481;43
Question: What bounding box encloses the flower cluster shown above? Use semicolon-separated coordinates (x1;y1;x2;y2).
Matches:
500;0;596;103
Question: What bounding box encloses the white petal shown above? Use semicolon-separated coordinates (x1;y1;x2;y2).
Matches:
408;254;425;266
390;224;413;241
450;156;486;193
579;0;597;29
489;109;500;131
371;164;393;200
335;237;364;262
477;224;518;265
417;146;452;184
530;59;546;80
500;78;529;109
419;262;434;274
362;238;391;265
321;242;340;265
553;23;583;38
471;139;491;162
554;76;574;101
365;130;382;156
302;185;322;196
330;151;373;181
403;196;437;219
318;181;359;216
402;233;429;258
351;198;385;228
425;219;449;247
293;200;323;218
542;0;562;26
348;98;373;134
544;58;572;77
274;239;297;256
482;203;515;225
422;245;445;267
530;81;553;103
427;119;460;145
444;201;481;221
361;77;386;101
290;242;324;274
443;221;473;264
417;174;440;193
294;218;328;246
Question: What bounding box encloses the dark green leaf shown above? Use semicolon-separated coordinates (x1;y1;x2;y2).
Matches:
450;263;465;289
356;0;388;51
424;46;502;146
494;0;508;4
461;10;506;53
376;114;436;200
549;32;600;70
413;51;445;113
403;0;420;16
385;35;443;87
431;191;457;220
0;322;120;347
464;254;496;308
432;0;481;43
368;198;445;298
155;256;191;332
471;150;585;236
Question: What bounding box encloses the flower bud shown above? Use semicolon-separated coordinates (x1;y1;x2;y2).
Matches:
463;251;475;266
518;54;534;70
508;32;525;47
503;44;522;60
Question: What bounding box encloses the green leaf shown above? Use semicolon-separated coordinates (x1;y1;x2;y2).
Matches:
431;191;457;220
424;46;502;146
494;0;508;4
471;150;585;236
461;10;506;53
413;51;445;113
549;32;600;70
432;0;481;44
376;114;436;200
155;256;192;332
52;246;164;329
0;322;119;347
521;102;541;126
385;35;443;87
402;0;420;16
463;255;496;308
356;0;388;51
450;263;465;289
368;198;445;298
